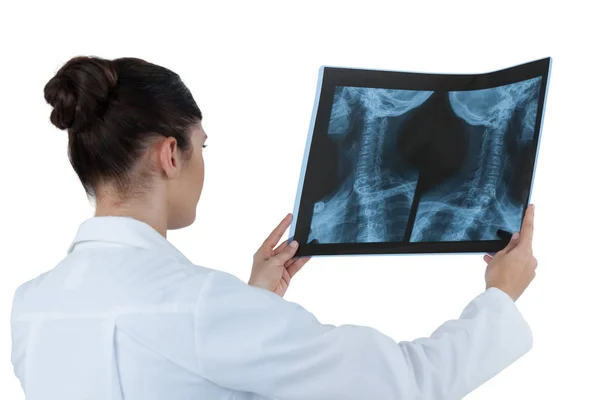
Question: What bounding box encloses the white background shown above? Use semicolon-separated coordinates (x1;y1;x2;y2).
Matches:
1;0;598;398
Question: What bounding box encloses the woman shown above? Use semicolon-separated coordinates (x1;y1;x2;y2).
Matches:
10;56;538;400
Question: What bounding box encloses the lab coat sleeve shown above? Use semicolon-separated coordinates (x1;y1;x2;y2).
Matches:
194;270;532;400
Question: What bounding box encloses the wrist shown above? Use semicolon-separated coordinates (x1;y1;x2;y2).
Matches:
248;275;269;291
487;285;517;302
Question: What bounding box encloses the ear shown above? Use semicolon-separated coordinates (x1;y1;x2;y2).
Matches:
157;137;180;179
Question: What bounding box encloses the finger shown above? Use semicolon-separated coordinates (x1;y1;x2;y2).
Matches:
271;240;299;264
518;204;535;247
275;236;300;256
503;232;521;253
286;256;311;278
274;240;288;255
285;254;311;272
483;254;494;264
262;214;293;249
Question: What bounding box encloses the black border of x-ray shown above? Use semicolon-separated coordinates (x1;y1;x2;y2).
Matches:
290;57;552;257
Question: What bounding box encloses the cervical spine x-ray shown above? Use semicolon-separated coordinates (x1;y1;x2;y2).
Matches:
291;59;551;254
310;79;542;244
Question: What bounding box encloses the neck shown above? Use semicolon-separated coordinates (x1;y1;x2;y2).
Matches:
94;189;168;237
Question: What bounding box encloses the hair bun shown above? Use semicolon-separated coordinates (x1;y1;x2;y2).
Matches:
44;56;118;132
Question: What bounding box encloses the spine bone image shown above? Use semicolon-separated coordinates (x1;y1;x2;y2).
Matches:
308;77;542;244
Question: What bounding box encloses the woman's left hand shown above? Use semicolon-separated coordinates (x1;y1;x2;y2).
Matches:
248;213;310;297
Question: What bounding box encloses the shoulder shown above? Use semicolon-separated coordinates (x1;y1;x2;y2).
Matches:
10;270;53;322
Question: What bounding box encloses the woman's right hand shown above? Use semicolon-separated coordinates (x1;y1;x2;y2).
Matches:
484;204;538;301
249;214;310;297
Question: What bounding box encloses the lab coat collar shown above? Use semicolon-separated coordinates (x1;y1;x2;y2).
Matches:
67;216;191;263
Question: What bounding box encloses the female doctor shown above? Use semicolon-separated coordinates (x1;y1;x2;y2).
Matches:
10;56;538;400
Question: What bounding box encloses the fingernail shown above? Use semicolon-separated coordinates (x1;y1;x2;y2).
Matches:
290;241;298;248
531;204;535;210
512;232;520;240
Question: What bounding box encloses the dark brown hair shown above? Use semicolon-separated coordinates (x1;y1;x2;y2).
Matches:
44;56;202;197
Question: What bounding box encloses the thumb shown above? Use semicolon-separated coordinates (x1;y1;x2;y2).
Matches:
271;241;299;264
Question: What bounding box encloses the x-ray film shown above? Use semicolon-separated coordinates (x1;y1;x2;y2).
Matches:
290;58;551;257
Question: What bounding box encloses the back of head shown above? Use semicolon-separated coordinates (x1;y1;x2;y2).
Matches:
44;56;202;197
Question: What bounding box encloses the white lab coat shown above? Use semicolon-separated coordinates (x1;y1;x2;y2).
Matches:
10;216;532;400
